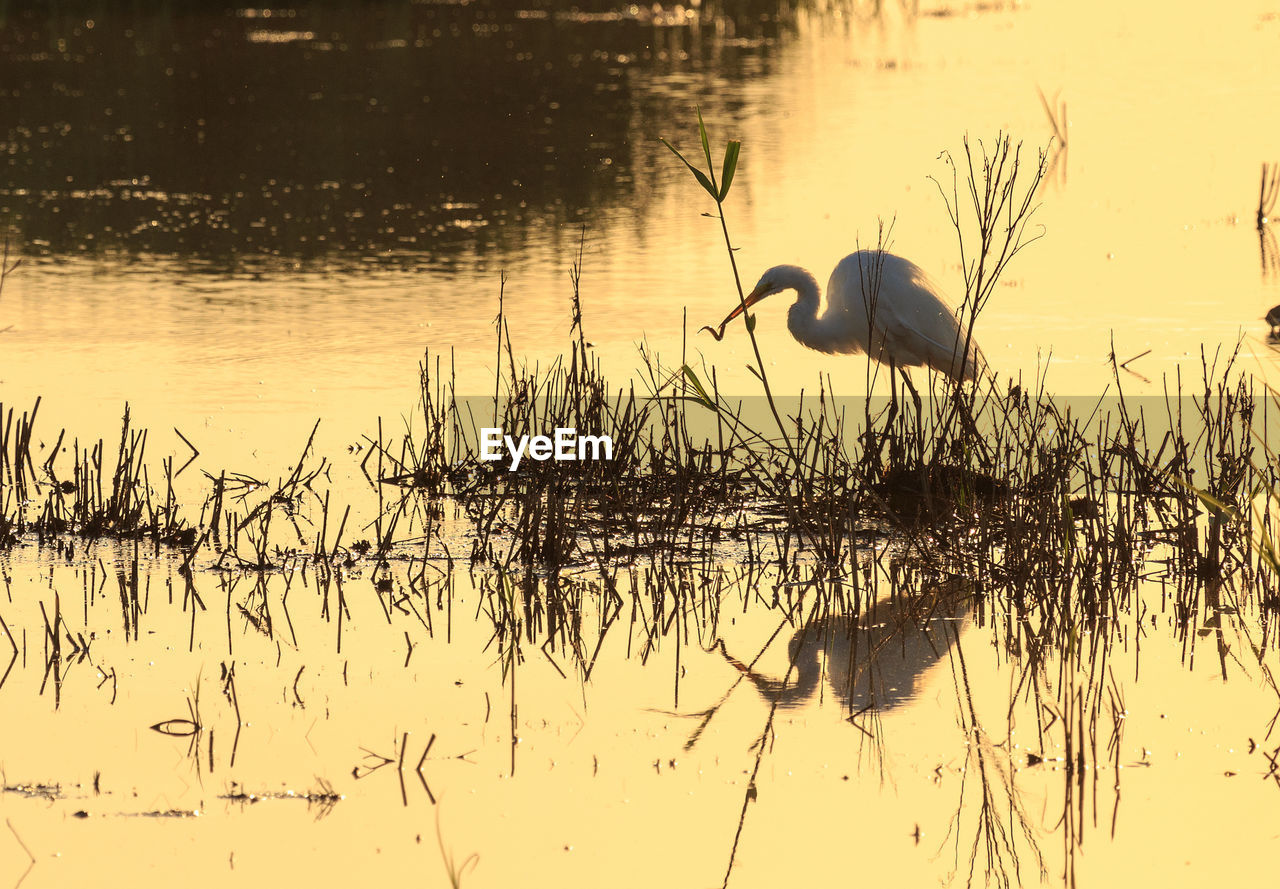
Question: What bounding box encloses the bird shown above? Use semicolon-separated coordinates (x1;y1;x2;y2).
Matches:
718;584;971;715
1266;304;1280;334
702;250;984;393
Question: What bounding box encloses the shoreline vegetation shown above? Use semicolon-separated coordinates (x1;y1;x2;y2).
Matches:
3;126;1279;888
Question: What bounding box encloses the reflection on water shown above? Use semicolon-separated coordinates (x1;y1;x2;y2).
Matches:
722;585;970;714
0;1;793;270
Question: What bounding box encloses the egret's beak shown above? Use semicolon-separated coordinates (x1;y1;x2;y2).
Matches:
700;284;770;341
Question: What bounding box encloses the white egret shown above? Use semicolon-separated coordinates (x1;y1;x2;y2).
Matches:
702;250;984;390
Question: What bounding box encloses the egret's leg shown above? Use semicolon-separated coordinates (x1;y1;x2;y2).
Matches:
885;358;900;436
898;367;936;517
899;367;923;461
898;367;922;417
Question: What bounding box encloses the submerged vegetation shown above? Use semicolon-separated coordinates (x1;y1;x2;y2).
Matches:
3;127;1280;889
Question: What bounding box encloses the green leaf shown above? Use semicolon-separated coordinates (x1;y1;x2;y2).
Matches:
1166;472;1241;522
745;313;756;333
680;365;716;409
719;140;741;201
1253;504;1280;574
1195;489;1238;521
696;107;713;174
660;137;717;200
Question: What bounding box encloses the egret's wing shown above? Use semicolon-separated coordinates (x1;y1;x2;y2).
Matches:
837;254;983;380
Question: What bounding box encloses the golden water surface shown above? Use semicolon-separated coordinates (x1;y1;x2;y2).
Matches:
2;2;1279;888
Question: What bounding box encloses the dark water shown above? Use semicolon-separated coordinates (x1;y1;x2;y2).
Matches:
0;1;793;271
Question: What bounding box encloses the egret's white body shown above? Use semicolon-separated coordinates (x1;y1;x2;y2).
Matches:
706;250;983;384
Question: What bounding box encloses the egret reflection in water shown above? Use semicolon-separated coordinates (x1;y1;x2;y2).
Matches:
721;587;972;715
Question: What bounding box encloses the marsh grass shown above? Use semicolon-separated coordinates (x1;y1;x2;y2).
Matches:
0;131;1272;697
0;401;197;548
2;134;1274;701
3;128;1280;889
356;235;1280;888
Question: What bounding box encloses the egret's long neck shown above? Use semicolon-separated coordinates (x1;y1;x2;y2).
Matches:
744;645;823;708
780;267;841;354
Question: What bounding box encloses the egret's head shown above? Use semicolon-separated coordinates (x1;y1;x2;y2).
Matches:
700;269;788;341
748;269;789;302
